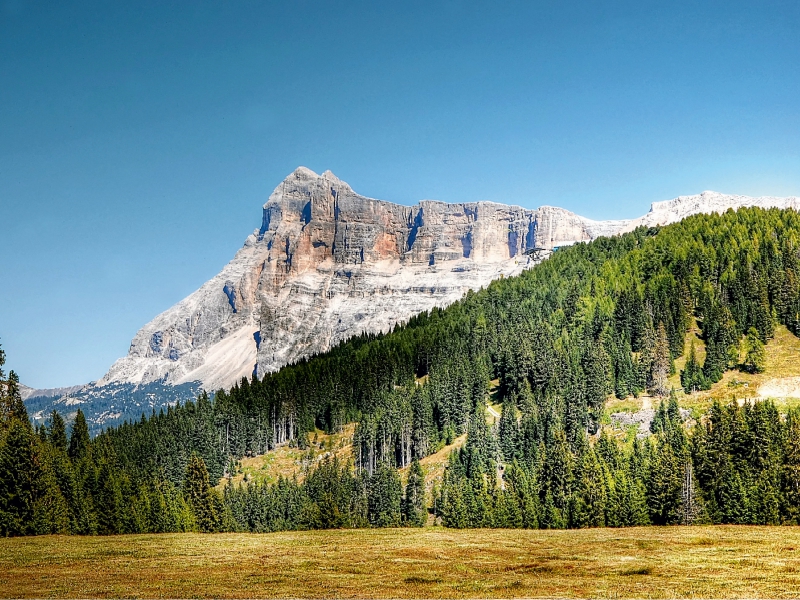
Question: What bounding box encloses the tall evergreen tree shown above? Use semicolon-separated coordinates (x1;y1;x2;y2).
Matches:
48;411;68;452
368;463;402;527
68;410;90;461
681;340;707;393
743;327;766;374
498;400;519;462
0;419;36;535
183;453;219;532
651;323;672;397
402;458;427;527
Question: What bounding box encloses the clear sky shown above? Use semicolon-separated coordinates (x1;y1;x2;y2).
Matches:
2;0;798;389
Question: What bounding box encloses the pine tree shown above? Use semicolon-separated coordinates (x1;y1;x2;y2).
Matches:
650;399;667;434
569;448;607;528
541;490;566;529
650;322;671;397
439;479;468;528
183;453;219;532
498;400;519;462
743;327;766;374
68;410;90;461
0;419;36;535
1;371;29;426
48;411;68;452
503;461;540;528
367;463;402;527
30;446;71;535
95;462;124;534
646;438;684;525
402;458;426;527
680;340;707;393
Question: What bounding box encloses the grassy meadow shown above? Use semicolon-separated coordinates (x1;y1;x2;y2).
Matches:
2;526;800;598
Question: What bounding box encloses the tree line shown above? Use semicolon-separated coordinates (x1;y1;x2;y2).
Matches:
5;206;800;534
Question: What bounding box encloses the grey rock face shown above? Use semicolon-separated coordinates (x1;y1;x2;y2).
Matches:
97;167;604;394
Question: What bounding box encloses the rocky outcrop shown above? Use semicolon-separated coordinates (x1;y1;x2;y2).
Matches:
99;167;605;393
623;190;800;231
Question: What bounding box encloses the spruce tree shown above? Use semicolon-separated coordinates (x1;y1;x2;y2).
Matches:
498;400;519;462
569;448;607;528
646;438;684;525
183;453;219;532
48;411;68;452
367;463;402;527
681;340;707;393
402;458;426;527
0;419;36;535
2;371;29;426
95;462;124;534
68;409;90;460
31;448;70;535
743;327;766;374
439;479;468;528
650;323;671;397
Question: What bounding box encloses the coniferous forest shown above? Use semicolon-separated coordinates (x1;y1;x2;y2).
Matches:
5;207;800;535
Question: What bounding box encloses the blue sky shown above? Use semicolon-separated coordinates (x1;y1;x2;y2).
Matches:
2;0;798;388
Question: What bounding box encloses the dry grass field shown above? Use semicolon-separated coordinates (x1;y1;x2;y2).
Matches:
2;526;800;598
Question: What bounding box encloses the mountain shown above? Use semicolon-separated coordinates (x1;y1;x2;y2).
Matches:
20;383;83;402
13;198;800;539
23;168;799;431
626;190;800;230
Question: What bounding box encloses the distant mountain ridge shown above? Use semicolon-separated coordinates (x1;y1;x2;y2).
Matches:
24;168;800;432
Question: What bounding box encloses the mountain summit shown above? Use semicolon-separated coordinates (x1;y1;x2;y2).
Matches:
98;166;596;393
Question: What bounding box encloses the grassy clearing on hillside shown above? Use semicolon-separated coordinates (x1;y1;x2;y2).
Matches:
218;424;356;488
677;324;800;413
604;324;800;423
3;526;800;598
400;434;467;494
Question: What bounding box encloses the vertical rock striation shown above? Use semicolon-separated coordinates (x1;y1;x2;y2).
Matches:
98;167;604;393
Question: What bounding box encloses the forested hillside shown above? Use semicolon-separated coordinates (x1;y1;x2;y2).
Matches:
4;207;800;535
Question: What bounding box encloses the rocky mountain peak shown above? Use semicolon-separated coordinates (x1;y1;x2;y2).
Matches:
27;170;800;432
97;168;601;396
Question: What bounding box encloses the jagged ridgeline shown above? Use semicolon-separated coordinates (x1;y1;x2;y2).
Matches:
6;206;800;534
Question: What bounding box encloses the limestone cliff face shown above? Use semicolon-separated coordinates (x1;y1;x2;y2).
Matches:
97;170;800;396
622;190;800;231
99;167;602;393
